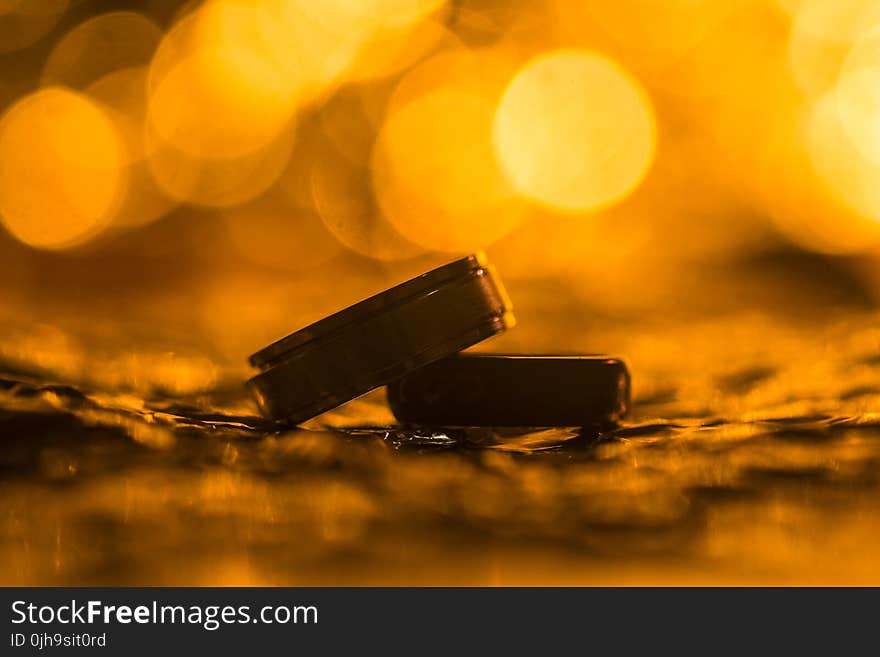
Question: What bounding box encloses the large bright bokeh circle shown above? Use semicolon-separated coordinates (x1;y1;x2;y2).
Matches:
0;87;126;249
493;49;657;213
373;88;523;252
787;0;880;97
371;47;525;253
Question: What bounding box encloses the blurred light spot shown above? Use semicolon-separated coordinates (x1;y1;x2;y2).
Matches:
494;50;656;213
253;0;361;98
296;94;424;261
311;135;424;261
147;1;300;163
145;118;295;208
387;45;516;109
256;0;448;97
297;0;445;37
146;4;201;95
87;67;151;166
654;4;785;107
42;11;162;89
0;88;126;249
837;25;880;166
554;0;746;68
344;9;452;83
318;87;384;165
801;89;880;252
834;70;880;166
0;0;68;54
771;0;802;19
148;50;292;160
372;48;524;252
751;105;854;255
787;0;880;97
141;0;304;208
191;0;304;127
221;189;342;271
87;66;176;227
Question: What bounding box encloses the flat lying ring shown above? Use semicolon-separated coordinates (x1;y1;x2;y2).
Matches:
387;354;630;428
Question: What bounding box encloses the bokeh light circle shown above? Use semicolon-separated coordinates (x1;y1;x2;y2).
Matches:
0;88;126;249
802;89;880;252
493;49;656;213
371;47;525;253
311;139;424;261
148;49;292;160
787;0;880;97
835;25;880;167
257;0;449;88
221;189;343;272
144;116;295;209
87;67;177;228
146;1;301;164
373;88;523;252
42;11;162;89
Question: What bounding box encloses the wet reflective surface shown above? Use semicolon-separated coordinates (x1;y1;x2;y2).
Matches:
4;308;880;585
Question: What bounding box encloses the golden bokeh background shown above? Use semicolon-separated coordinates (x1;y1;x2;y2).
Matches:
4;0;880;585
3;0;880;360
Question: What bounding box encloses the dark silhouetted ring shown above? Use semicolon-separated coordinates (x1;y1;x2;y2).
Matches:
248;253;514;426
388;354;630;428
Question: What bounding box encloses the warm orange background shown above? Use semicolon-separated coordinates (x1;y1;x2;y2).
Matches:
3;0;880;362
3;1;880;585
